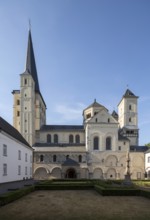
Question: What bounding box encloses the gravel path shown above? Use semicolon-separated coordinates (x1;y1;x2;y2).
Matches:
0;190;150;220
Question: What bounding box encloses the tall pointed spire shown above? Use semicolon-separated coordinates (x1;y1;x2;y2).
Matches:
25;29;40;92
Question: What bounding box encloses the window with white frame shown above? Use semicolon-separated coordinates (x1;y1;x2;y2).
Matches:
3;144;7;156
3;163;7;176
18;150;21;160
25;153;28;162
147;156;150;163
18;165;21;175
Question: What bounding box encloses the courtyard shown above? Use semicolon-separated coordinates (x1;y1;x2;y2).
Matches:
0;190;150;220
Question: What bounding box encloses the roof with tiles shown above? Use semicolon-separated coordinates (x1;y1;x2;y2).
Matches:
62;158;79;166
123;89;139;98
40;125;84;131
130;145;148;152
83;99;108;112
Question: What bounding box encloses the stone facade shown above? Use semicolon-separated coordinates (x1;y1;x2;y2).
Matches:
12;30;147;180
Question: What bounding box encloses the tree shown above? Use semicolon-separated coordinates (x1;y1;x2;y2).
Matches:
145;143;150;147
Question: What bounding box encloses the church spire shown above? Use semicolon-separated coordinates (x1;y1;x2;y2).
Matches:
25;29;40;92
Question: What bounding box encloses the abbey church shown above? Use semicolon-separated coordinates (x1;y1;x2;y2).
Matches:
12;30;147;180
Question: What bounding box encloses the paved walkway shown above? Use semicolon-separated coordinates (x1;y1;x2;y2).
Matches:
0;179;39;195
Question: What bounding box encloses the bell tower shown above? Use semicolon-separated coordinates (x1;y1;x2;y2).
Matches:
118;89;139;146
12;29;46;146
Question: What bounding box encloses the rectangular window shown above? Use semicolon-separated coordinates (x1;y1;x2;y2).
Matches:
18;150;21;160
3;144;7;156
24;78;27;85
148;157;150;163
129;105;132;110
18;165;21;175
30;155;32;163
25;153;28;162
3;164;7;176
118;146;121;151
25;167;27;175
17;111;20;117
17;99;20;105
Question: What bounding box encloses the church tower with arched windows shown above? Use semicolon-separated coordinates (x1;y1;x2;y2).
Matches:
118;89;139;145
11;29;146;180
12;29;46;146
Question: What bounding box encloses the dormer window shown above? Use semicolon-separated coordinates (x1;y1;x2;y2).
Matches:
24;79;27;85
95;118;98;123
108;118;110;123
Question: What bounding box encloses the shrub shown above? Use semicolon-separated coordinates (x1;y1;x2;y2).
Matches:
35;183;94;190
140;190;150;199
0;186;35;206
95;185;140;196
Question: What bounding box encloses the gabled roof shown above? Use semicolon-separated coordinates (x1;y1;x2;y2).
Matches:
62;158;79;166
40;125;84;131
0;116;31;148
83;99;107;112
111;110;118;119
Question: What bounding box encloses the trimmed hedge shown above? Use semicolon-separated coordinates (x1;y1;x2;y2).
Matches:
35;184;94;190
95;185;141;196
1;180;150;207
140;190;150;199
0;186;35;206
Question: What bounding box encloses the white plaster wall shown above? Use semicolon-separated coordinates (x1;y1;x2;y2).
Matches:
0;132;33;183
145;151;150;173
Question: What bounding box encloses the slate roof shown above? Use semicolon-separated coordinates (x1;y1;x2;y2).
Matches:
34;143;85;147
118;89;138;106
40;125;84;131
123;89;138;98
25;29;40;92
0;116;31;148
62;158;79;166
21;29;46;107
118;133;129;141
111;110;118;120
130;145;148;152
83;99;107;112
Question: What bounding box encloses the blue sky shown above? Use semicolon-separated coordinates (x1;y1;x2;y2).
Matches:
0;0;150;145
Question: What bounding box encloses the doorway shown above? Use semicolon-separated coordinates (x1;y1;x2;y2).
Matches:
65;168;77;179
